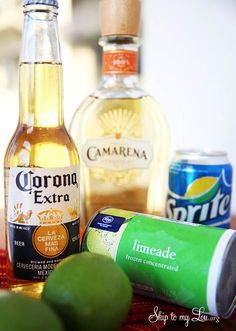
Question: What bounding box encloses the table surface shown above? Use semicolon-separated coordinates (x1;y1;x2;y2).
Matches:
0;211;235;330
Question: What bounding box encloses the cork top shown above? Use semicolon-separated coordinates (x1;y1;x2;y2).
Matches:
100;0;141;36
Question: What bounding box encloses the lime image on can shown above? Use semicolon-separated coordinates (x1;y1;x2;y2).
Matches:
82;208;236;317
166;150;233;228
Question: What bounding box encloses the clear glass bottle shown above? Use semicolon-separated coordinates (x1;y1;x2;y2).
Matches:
70;0;170;232
4;0;80;297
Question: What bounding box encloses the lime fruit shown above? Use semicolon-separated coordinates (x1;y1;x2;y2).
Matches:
0;290;64;331
42;252;132;331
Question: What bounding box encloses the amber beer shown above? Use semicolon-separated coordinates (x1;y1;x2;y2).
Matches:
4;0;80;297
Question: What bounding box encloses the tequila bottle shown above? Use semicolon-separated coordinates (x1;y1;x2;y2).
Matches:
4;0;80;297
70;0;170;232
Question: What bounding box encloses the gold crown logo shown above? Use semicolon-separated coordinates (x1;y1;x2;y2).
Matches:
37;208;63;225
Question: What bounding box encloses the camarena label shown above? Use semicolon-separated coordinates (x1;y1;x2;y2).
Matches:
7;166;79;281
83;208;235;316
82;136;153;170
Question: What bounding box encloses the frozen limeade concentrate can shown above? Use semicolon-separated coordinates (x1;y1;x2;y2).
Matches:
167;150;233;228
82;208;236;317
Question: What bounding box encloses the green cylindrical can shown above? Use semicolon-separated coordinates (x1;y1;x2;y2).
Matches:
82;208;236;317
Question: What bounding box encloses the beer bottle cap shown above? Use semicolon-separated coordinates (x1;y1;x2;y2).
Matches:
22;0;59;8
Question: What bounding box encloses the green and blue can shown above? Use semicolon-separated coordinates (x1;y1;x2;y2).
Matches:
166;150;233;228
82;207;236;317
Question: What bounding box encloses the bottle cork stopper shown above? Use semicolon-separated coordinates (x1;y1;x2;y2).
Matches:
100;0;141;36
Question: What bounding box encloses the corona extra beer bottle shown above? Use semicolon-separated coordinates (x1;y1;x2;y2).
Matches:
70;0;170;232
4;0;80;297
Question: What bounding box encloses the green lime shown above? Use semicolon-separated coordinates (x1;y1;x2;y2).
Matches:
42;252;132;331
0;291;64;331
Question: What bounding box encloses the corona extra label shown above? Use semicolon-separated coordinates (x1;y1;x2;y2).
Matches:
7;166;79;281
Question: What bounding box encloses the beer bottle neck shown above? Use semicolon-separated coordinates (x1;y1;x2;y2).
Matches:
19;5;63;127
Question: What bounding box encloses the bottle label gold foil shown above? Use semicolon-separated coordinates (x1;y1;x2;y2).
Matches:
82;136;153;171
7;166;79;281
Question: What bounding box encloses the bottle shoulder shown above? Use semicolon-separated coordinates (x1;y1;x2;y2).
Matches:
70;90;167;123
91;85;148;100
5;124;79;168
69;94;170;145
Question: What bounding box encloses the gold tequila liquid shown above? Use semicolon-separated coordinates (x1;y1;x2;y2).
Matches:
70;0;170;232
70;95;169;231
4;3;79;298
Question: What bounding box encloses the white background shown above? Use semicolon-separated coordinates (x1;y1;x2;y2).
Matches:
143;0;236;213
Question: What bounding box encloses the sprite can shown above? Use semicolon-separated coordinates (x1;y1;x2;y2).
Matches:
82;207;236;317
166;150;233;228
